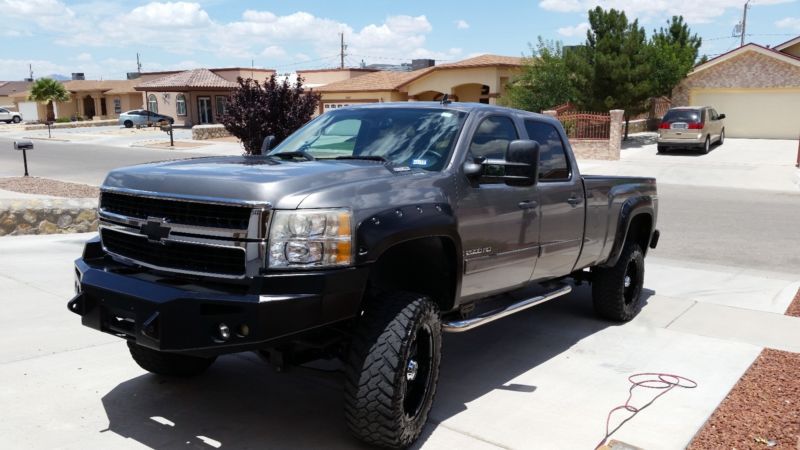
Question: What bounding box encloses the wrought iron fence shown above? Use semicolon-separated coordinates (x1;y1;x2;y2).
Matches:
556;112;611;140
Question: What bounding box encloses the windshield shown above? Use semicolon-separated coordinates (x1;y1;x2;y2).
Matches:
269;108;467;171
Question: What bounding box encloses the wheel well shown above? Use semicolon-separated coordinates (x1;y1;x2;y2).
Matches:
366;237;457;312
626;214;652;255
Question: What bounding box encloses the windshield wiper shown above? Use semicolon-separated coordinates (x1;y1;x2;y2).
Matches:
334;155;387;162
270;151;316;161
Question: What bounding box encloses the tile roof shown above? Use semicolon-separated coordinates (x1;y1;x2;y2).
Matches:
316;54;521;93
135;68;238;91
0;81;33;96
63;79;140;94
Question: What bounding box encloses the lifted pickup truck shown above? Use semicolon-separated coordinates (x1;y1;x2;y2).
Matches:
69;102;658;448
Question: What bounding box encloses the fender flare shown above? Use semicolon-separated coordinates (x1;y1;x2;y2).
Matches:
603;196;655;268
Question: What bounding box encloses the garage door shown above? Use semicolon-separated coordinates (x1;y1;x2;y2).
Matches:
690;89;800;139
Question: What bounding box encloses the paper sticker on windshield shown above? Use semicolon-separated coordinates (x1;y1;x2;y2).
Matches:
440;112;453;118
412;159;428;166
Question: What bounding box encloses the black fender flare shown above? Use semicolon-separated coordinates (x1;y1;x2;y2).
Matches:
355;203;463;299
603;196;655;268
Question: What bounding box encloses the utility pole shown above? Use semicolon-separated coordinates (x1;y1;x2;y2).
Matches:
29;64;33;80
339;32;347;69
740;0;750;47
136;53;142;72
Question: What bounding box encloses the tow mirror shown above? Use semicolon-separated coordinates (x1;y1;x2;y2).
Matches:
260;135;276;155
504;140;540;186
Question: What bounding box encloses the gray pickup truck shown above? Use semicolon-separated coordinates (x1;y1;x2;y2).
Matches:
69;102;658;448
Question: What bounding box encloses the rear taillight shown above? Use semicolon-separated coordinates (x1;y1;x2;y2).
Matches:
688;122;704;129
659;122;669;129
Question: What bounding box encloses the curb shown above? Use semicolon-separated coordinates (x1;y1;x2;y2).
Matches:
0;198;98;236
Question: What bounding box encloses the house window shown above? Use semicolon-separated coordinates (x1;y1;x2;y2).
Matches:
113;98;121;114
147;94;158;113
176;94;187;116
215;96;228;117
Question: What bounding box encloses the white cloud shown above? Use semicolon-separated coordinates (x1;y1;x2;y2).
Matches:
558;22;590;37
0;0;76;30
539;0;796;24
455;19;470;29
75;52;93;62
126;2;211;28
776;17;800;31
261;45;286;58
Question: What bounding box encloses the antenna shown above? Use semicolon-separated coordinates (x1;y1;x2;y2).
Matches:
339;32;348;69
136;53;142;72
29;63;33;80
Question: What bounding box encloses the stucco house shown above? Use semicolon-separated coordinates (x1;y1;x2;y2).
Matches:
315;54;522;113
0;81;32;109
10;79;142;121
672;35;800;139
135;67;276;126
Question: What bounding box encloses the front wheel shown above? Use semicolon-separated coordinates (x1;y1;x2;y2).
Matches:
12;116;21;123
344;292;442;448
127;341;216;377
123;120;133;128
592;243;645;321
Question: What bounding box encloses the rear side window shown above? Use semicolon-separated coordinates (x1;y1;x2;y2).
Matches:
524;120;570;181
468;116;518;160
663;109;701;123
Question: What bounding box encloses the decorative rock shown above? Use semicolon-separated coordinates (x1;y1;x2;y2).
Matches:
57;215;73;228
23;211;38;224
75;209;97;223
192;124;231;140
38;220;58;234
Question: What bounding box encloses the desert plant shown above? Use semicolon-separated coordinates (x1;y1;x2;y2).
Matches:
28;78;70;122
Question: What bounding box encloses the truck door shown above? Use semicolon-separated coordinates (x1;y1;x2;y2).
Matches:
458;115;540;299
524;120;584;280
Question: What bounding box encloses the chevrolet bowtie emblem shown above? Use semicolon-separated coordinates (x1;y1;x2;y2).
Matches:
141;217;171;243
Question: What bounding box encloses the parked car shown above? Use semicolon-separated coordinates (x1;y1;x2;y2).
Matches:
119;109;174;128
0;107;22;124
69;102;659;449
657;106;725;154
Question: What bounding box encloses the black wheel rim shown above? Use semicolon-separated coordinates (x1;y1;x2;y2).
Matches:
402;323;433;418
623;260;641;305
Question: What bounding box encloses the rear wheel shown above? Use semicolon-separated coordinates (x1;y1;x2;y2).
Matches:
592;243;645;322
656;145;667;154
127;341;216;377
701;136;710;154
123;120;133;128
344;292;442;448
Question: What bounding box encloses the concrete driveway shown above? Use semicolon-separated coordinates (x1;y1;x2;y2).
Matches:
580;134;800;192
1;233;798;449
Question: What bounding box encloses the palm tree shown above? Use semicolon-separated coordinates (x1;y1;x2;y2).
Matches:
28;78;70;122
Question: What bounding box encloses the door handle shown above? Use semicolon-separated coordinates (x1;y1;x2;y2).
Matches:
518;200;538;210
567;196;583;206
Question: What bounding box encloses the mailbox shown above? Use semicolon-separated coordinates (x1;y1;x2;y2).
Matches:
13;140;33;151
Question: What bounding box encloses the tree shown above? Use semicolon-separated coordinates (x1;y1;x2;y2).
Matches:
504;38;577;112
220;74;321;154
28;78;70;122
648;16;702;98
570;7;653;139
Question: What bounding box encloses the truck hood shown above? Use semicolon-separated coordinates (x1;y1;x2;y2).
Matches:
102;156;402;209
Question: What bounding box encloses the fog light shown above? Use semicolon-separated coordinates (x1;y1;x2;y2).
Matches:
238;324;250;337
218;323;231;341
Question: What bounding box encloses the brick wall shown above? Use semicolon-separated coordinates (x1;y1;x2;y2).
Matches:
543;109;624;160
673;50;800;105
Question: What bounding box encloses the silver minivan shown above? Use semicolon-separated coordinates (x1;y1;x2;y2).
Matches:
657;106;725;154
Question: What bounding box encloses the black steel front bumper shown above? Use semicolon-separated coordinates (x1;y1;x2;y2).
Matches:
69;238;368;357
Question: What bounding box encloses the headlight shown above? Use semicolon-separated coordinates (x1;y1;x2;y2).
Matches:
268;209;353;269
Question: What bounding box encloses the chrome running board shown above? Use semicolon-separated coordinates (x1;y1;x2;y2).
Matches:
442;284;572;333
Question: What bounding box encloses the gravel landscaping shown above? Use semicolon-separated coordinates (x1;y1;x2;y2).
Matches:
688;348;800;449
785;288;800;318
0;177;99;198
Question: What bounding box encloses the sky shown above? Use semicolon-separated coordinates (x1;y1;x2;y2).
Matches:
1;0;798;80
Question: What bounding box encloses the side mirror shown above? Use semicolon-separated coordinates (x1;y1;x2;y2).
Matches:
260;135;276;155
504;140;539;186
717;113;726;120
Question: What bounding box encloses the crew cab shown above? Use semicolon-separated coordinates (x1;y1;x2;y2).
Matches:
69;102;659;448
